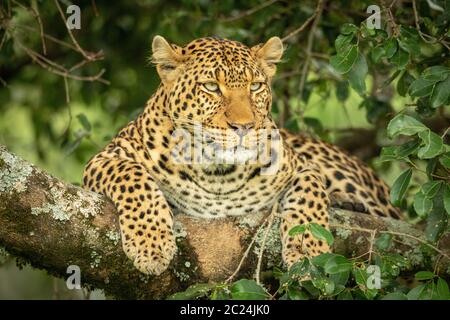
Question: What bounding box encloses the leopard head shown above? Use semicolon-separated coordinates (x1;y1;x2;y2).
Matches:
151;36;284;165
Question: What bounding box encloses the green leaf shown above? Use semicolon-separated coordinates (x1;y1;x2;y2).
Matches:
409;78;436;97
337;290;353;300
340;23;358;35
311;253;335;268
425;207;447;242
407;284;426;300
397;71;415;97
390;46;409;69
430;77;450;108
330;269;350;287
335;34;354;53
383;38;398;58
378;146;402;163
335;81;349;102
210;288;230;300
347;52;368;96
382;292;408;300
309;223;334;246
414;191;434;217
76;113;92;132
422;66;450;82
289;258;311;278
353;267;368;287
415;271;435;281
310;268;335;295
230;279;269;300
331;284;346;296
387;114;427;138
330;45;358;74
167;283;216;300
439;152;450;169
375;234;392;250
436;278;450;300
288;287;309;300
425;186;448;242
301;280;321;298
361;97;391;124
444;184;450;215
324;255;352;274
390;168;412;206
370;45;385;63
425;157;439;180
398;26;421;56
288;224;307;236
421;181;443;198
395;139;420;158
417;130;444;159
415;97;435;117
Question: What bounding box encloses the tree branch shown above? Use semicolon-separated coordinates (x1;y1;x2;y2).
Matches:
0;144;448;299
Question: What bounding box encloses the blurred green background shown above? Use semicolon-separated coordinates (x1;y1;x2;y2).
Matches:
0;0;448;299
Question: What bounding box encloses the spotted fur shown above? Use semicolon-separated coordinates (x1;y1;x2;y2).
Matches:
83;36;401;275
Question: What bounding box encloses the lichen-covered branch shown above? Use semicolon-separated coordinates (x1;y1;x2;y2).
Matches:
0;145;448;299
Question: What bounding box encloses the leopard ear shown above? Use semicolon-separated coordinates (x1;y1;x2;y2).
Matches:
151;35;183;83
252;37;284;78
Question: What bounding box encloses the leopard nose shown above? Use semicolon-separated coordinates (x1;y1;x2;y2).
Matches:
227;121;255;137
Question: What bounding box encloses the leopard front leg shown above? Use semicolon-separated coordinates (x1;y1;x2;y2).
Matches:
83;156;176;275
279;167;331;268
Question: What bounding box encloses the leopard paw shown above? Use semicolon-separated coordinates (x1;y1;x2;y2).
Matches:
122;233;177;276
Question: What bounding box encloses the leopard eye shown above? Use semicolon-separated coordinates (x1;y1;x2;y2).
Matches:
203;82;220;93
250;82;263;92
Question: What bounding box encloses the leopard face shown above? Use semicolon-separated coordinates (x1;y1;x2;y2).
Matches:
151;36;284;163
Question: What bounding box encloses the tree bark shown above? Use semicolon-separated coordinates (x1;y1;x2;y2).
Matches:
0;145;448;299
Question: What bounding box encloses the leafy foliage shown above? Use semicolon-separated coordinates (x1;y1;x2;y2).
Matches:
170;228;450;300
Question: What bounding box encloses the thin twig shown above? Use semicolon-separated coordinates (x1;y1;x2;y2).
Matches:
441;127;450;139
412;0;434;43
0;31;7;51
91;0;99;17
255;203;278;285
406;159;448;180
367;229;377;264
13;24;78;51
63;76;70;103
30;1;46;55
381;0;400;37
12;0;48;54
53;0;103;61
281;0;324;43
14;38;109;84
331;223;450;262
296;0;325;120
412;0;450;50
60;99;73;140
225;214;272;283
221;0;278;22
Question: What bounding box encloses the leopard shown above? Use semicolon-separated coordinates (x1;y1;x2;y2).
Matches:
82;35;401;276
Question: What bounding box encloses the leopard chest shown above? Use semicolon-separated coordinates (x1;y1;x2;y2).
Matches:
158;166;289;218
